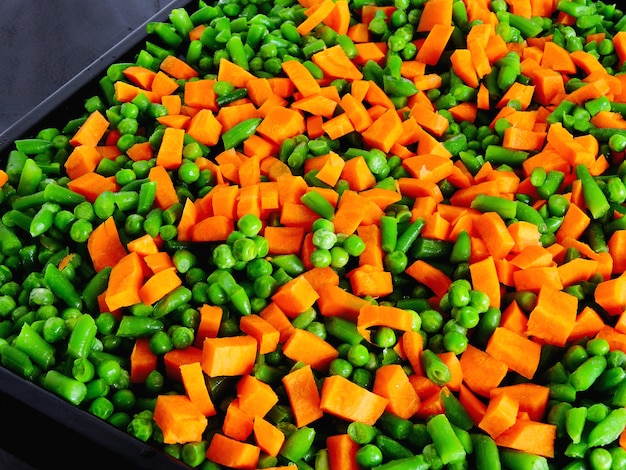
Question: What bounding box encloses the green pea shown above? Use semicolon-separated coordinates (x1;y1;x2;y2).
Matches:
347;344;370;367
237;213;263;237
329;358;353;378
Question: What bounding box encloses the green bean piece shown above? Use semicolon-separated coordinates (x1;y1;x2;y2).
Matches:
499;448;548;470
67;313;98;359
421;349;451;386
426;413;466;465
14;323;56;370
588;408;626;447
575;164;610;219
471;434;501;470
42;369;87;406
280;425;316;462
347;421;379;445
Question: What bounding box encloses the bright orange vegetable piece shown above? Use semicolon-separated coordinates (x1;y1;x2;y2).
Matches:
495;419;557;458
105;252;145;312
69;110;110;147
130;338;157;384
87;216;127;273
236;374;279;419
459;344;508;398
201;335;258;377
282;364;324;427
486;327;541;380
320;375;389;425
148;164;179;209
327;434;360;470
153;396;208;447
180;361;217;417
239;314;280;355
479;392;519;439
206;433;260;470
253;416;285;457
282;328;339;372
373;364;420;419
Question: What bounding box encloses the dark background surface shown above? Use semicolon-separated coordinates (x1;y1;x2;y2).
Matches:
0;1;178;136
0;1;191;468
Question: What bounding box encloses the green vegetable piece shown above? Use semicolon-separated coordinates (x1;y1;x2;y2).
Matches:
42;369;87;406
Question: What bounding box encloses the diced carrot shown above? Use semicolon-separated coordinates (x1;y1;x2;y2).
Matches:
296;0;336;35
486;327;542;380
479;392;519;439
500;300;528;335
316;283;370;322
153;394;207;444
236;374;279;419
139;267;182;306
194;304;223;348
327;434;359;470
320;375;389;425
148;164;179;209
495;419;556;458
104;252;145;312
64;145;103;180
373;364;420;419
489;383;550;422
206;433;260;469
405;259;452;298
180;361;217;417
69;110;110;147
239;314;280;354
87;216;127;273
594;276;626;316
253;416;285;458
201;335;258;377
282;364;324;427
415;24;455;66
223;399;254;441
163;346;203;382
357;304;414;343
347;265;393;298
311;45;363;80
130;338;157;384
282;328;339;372
459;344;508;397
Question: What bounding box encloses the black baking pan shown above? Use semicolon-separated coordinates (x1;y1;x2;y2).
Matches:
0;0;192;156
0;1;195;468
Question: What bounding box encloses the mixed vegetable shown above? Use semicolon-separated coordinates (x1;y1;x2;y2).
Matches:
3;0;626;468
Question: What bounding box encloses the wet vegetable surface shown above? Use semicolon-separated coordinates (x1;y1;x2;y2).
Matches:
3;0;626;469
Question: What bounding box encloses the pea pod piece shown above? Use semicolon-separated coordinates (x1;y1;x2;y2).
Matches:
82;266;112;313
17;158;43;196
14;323;56;370
222;117;262;150
471;433;501;470
67;313;97;359
371;455;429;470
375;434;413;460
117;316;164;338
42;369;87;406
575;164;609;219
440;386;474;431
347;421;379;445
1;344;39;380
569;354;607;392
421;349;451;386
280;425;316;462
499;448;548;470
0;221;22;256
153;286;192;318
588;408;626;448
43;263;83;310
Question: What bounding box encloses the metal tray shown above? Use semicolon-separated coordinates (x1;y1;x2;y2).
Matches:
0;1;194;468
